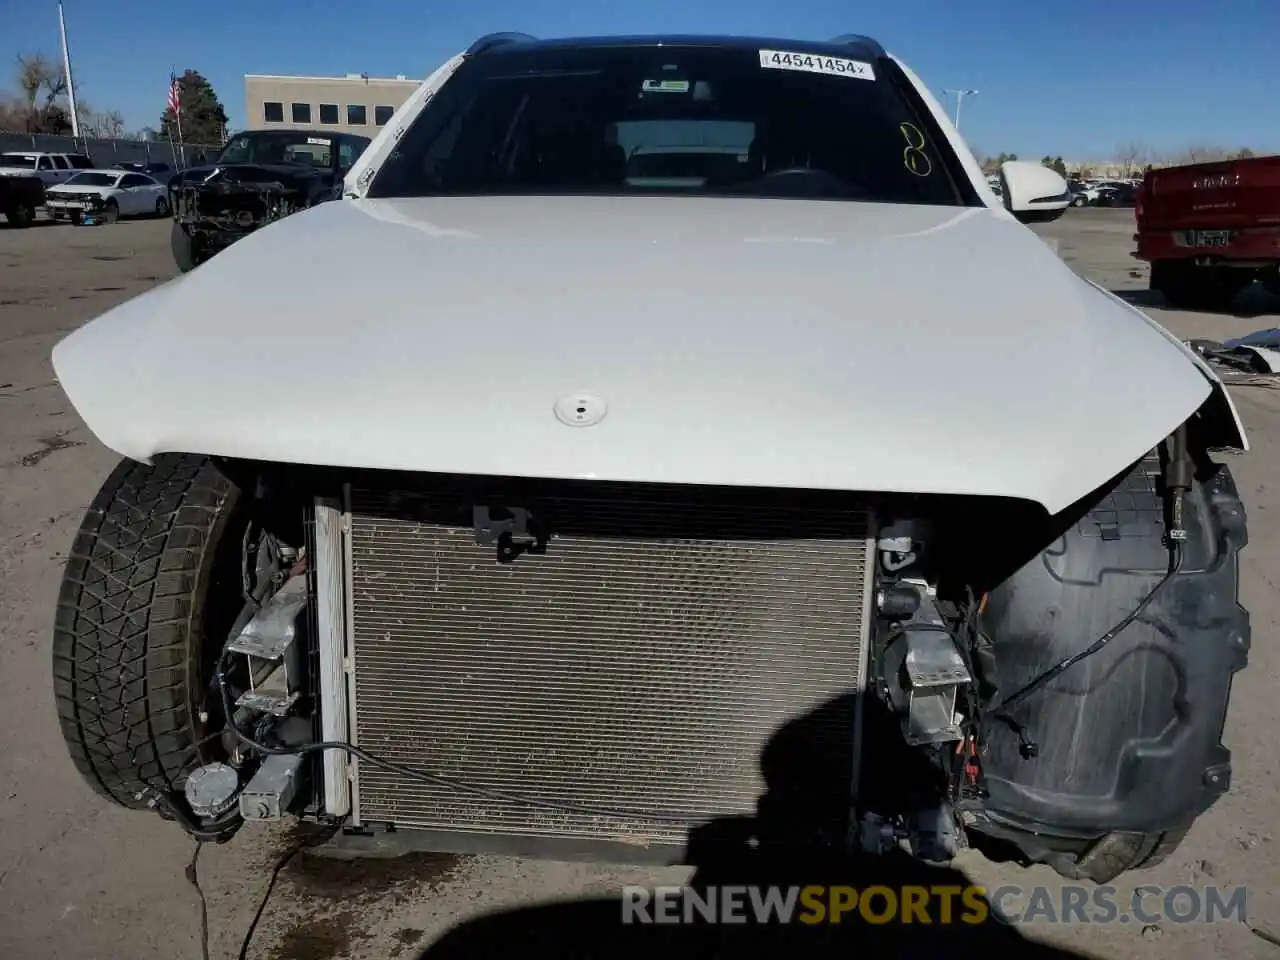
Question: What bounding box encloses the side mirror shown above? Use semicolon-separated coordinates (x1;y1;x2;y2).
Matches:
999;161;1069;224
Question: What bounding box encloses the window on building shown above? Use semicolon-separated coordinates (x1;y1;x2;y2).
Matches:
319;103;339;124
347;104;367;126
374;105;395;126
291;102;312;124
263;101;284;123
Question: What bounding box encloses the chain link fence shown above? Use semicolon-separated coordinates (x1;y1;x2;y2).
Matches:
0;130;222;169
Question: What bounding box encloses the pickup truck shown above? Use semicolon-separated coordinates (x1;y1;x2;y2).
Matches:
1135;154;1280;309
0;150;97;187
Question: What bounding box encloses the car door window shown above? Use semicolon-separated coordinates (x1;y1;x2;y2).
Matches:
121;174;151;188
51;155;69;170
37;156;53;171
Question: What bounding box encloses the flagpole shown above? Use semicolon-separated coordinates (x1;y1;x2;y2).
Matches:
175;104;186;169
169;68;187;168
58;1;80;136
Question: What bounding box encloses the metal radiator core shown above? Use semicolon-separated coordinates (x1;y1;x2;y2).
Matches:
345;485;874;850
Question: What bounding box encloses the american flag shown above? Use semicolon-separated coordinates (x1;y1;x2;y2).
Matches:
167;74;181;114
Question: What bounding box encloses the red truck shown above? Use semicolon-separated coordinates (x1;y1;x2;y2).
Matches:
1135;155;1280;309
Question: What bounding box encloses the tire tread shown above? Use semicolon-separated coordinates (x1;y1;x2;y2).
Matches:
52;454;237;808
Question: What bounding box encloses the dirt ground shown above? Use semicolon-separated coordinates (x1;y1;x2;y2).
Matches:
1;210;1277;960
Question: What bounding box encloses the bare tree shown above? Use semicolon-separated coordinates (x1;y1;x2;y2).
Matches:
1176;143;1231;165
1114;142;1146;177
0;96;25;131
17;53;66;109
11;53;72;132
75;100;126;139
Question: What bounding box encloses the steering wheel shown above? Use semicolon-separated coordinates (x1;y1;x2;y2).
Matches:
753;166;865;197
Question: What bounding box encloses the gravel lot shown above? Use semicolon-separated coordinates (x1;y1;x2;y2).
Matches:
1;210;1277;960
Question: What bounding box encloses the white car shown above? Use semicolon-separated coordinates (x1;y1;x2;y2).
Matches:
44;169;170;222
49;33;1249;891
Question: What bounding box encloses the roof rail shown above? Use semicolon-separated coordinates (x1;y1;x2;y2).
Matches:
828;34;886;56
466;32;538;56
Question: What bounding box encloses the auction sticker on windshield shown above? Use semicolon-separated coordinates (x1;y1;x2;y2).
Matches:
758;50;875;80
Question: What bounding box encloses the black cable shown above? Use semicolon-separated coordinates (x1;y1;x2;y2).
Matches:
237;835;311;960
215;664;706;825
992;541;1183;719
185;841;211;960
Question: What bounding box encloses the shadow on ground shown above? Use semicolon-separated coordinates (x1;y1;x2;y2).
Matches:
412;696;1091;960
415;853;1086;960
0;218;59;229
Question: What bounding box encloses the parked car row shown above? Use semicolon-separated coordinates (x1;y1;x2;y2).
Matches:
0;150;189;227
1;131;369;257
1068;176;1141;207
0;150;174;185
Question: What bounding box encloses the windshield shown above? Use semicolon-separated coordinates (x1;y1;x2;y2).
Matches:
1;154;38;169
66;172;120;187
217;132;334;167
370;44;974;205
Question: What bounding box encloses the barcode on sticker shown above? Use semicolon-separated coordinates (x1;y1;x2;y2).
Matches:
758;49;875;81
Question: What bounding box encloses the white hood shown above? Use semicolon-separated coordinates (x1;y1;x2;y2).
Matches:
53;195;1217;514
46;183;117;196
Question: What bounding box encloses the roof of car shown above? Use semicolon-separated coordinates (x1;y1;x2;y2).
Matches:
466;33;887;61
233;128;338;137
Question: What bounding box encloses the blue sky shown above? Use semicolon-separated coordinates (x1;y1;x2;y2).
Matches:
5;0;1278;159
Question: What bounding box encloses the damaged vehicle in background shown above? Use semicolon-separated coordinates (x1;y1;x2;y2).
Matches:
50;33;1249;888
167;128;371;271
44;169;170;223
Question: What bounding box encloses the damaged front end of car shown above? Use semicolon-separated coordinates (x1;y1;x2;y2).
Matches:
47;175;1255;883
113;391;1246;886
168;167;316;269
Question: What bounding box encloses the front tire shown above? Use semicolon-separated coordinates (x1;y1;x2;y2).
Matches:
5;202;36;226
52;455;244;808
171;222;202;272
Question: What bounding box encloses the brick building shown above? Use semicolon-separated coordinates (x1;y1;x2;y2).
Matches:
242;73;420;137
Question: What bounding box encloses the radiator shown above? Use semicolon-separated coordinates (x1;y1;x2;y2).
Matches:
344;483;875;852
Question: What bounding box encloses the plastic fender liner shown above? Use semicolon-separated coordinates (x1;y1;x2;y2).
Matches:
973;449;1248;867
